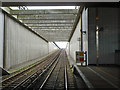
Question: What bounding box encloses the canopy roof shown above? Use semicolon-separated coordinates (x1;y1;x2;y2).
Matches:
9;7;80;41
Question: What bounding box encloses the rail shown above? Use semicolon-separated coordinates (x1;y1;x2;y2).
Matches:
1;50;61;90
15;52;61;90
39;53;61;90
64;65;68;90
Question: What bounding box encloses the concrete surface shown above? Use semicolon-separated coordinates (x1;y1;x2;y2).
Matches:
66;8;89;64
69;17;81;62
88;8;120;65
0;10;4;68
82;8;88;65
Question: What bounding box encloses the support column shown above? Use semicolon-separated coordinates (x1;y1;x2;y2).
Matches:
96;8;99;66
0;2;4;68
80;13;83;52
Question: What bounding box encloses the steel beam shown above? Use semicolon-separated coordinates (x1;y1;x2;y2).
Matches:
36;31;71;33
30;26;72;28
23;22;74;24
11;9;78;15
17;16;76;20
29;26;72;28
27;23;73;27
19;18;75;20
36;29;71;32
30;26;72;27
32;29;72;31
27;22;74;26
17;14;77;18
22;20;74;23
31;26;72;29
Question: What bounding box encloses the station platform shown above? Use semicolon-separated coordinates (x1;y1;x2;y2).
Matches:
67;55;120;89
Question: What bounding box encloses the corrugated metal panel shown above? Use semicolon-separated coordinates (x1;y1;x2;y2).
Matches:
4;14;49;70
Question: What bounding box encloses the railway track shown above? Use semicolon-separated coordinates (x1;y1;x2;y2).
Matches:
1;50;89;90
28;50;84;90
2;49;118;89
0;50;61;90
21;50;80;90
39;51;65;90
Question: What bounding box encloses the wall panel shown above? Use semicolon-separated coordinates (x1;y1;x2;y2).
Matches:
0;10;4;68
69;18;81;61
4;14;49;70
88;8;96;64
88;8;119;65
82;8;88;64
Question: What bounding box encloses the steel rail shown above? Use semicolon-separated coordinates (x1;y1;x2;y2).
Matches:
39;53;62;90
1;51;60;90
1;51;57;83
52;54;63;89
64;65;68;90
13;51;61;90
25;52;61;90
64;50;68;90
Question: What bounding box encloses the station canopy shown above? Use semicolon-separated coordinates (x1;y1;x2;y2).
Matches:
9;6;80;41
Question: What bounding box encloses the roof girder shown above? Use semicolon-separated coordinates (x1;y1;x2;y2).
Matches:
28;23;73;27
11;9;78;15
32;29;72;31
31;26;73;29
22;20;75;23
17;14;77;18
17;16;76;20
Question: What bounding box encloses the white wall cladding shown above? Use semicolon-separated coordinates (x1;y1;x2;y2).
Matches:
48;42;58;53
0;10;4;68
69;18;81;61
67;8;89;63
88;8;120;65
98;8;119;64
4;14;49;70
88;8;96;64
82;8;88;65
65;42;70;55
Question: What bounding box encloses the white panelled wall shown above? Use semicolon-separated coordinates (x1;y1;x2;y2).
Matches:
5;14;49;70
82;8;88;65
66;8;88;64
0;10;59;70
67;18;81;61
0;10;4;68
